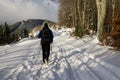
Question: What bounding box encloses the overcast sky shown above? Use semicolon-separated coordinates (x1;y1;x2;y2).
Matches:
0;0;58;24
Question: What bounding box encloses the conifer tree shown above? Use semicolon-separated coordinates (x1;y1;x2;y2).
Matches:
3;22;10;37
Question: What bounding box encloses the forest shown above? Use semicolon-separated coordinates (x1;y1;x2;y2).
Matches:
0;22;29;45
58;0;120;50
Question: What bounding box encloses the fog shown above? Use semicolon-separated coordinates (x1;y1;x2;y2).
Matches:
0;0;58;24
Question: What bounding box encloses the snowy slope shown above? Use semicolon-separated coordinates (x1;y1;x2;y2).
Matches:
0;28;120;80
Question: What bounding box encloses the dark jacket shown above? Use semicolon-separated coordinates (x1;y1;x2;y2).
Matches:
38;24;53;43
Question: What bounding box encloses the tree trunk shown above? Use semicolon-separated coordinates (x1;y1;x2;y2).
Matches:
96;0;106;42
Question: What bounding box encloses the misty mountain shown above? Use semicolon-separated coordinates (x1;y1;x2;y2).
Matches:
10;19;56;37
10;22;22;32
50;0;59;3
17;19;45;30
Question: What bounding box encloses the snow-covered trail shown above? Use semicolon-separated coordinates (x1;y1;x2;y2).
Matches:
0;28;120;80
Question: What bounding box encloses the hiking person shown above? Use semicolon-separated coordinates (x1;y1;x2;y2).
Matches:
37;23;54;64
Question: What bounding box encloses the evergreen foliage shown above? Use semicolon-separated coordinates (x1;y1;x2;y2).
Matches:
0;22;20;45
3;22;10;37
23;29;29;37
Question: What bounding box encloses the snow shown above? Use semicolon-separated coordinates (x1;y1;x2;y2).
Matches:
0;27;120;80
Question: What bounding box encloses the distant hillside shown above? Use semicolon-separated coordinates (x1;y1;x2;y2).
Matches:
18;19;45;30
10;22;22;32
50;0;59;3
10;19;56;38
10;19;56;33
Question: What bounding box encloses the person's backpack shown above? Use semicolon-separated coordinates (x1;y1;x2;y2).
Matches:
41;29;51;42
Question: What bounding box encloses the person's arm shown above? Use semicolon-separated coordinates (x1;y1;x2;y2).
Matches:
37;31;42;38
50;30;54;43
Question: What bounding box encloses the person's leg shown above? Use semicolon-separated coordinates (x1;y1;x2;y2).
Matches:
46;43;50;62
43;52;46;63
41;43;46;63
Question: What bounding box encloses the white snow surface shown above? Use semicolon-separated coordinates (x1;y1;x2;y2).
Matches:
0;28;120;80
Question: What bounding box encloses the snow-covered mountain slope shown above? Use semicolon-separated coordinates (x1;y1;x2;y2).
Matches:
0;28;120;80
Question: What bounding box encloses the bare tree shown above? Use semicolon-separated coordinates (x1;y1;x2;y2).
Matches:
58;0;73;27
96;0;107;42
